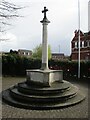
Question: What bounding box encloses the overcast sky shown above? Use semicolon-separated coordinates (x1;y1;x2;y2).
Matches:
0;0;89;55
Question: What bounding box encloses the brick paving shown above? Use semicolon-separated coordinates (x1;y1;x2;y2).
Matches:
1;77;89;119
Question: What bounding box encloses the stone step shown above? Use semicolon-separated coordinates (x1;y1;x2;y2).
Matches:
2;88;85;110
9;85;78;103
18;80;71;95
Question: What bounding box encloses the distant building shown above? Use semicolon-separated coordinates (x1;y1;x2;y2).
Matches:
52;53;65;60
71;30;90;61
88;0;90;31
18;49;32;57
10;49;18;54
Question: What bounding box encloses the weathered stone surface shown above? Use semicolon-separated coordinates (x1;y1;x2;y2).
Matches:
40;7;50;70
2;79;85;110
26;69;63;86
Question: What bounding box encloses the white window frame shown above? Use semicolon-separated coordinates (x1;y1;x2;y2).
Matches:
82;41;84;48
28;52;30;55
75;42;77;48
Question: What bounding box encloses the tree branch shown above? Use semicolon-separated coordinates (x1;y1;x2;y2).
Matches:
0;0;24;33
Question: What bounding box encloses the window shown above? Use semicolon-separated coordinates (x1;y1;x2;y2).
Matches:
80;42;82;47
28;52;30;55
75;42;78;48
86;40;90;47
89;41;90;46
87;40;90;47
84;41;88;47
82;41;84;48
23;52;25;55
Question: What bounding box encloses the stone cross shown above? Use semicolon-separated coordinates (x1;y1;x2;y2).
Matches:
26;7;63;87
42;7;48;19
40;7;50;70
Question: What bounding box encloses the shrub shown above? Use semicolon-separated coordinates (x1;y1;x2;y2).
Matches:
2;54;90;78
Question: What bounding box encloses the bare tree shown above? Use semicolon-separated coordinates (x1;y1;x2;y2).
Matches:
0;0;23;33
0;0;24;42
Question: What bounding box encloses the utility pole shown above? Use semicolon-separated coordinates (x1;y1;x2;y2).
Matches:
78;0;80;79
59;45;60;53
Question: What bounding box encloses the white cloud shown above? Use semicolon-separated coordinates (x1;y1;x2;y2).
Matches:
0;32;18;52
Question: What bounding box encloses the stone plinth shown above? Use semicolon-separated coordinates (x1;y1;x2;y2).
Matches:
26;69;63;86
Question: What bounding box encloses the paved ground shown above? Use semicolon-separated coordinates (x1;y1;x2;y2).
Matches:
1;77;89;119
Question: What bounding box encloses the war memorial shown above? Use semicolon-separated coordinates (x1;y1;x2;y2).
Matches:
2;7;85;110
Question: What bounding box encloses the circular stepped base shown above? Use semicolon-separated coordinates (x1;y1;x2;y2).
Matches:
9;85;78;103
18;80;71;95
2;80;85;110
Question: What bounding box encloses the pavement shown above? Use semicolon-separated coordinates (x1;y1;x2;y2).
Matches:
1;77;89;119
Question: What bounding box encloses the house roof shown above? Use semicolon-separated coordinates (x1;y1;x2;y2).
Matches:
52;53;64;56
72;30;90;42
18;49;32;52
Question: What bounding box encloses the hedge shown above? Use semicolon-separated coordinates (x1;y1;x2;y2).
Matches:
2;54;90;78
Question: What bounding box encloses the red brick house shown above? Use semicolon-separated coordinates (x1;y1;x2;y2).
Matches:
71;30;90;61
